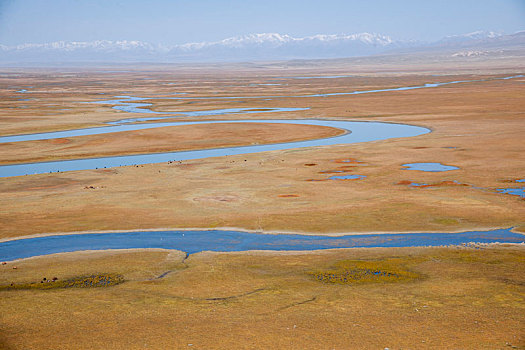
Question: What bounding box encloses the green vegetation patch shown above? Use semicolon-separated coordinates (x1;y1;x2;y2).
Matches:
0;274;124;291
431;217;461;225
312;259;421;285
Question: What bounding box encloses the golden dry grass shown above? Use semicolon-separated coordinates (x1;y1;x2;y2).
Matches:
0;122;343;165
0;246;523;349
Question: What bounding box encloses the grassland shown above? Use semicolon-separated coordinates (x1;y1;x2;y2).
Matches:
1;246;524;349
1;69;524;238
0;122;343;165
0;59;524;348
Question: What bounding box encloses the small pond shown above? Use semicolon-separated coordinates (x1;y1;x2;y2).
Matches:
402;163;459;172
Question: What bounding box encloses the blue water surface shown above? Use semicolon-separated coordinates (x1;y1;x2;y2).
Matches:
328;175;366;180
0;120;429;177
402;163;459;172
496;188;525;198
1;228;523;261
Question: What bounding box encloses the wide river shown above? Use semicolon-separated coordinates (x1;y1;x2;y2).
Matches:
1;228;524;261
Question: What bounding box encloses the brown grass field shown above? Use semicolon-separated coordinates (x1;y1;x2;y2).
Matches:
0;246;523;349
0;56;524;348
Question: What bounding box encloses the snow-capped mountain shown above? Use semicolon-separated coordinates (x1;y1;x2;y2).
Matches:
0;32;405;63
0;31;523;64
168;32;401;61
0;40;164;63
169;32;401;60
8;40;160;52
178;33;295;50
177;32;394;50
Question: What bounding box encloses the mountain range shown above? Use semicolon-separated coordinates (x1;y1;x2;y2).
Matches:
1;31;523;64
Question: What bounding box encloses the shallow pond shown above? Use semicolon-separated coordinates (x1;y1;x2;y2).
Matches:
328;175;366;180
496;187;525;198
402;163;459;172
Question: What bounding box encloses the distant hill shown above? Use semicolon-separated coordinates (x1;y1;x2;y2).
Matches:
395;31;525;55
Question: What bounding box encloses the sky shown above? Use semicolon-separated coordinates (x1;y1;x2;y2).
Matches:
0;0;524;46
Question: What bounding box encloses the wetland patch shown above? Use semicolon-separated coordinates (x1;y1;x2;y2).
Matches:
328;174;366;180
312;259;420;285
496;178;525;199
0;273;124;291
496;187;525;198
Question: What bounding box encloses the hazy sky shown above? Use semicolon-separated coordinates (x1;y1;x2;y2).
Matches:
1;0;524;45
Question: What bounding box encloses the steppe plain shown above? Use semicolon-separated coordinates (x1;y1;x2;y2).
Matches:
1;55;524;349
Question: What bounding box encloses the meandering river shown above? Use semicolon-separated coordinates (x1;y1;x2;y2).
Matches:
0;119;429;177
2;74;523;259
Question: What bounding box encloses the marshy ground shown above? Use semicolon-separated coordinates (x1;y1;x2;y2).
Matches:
1;65;524;237
1;57;524;348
